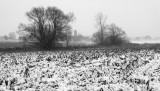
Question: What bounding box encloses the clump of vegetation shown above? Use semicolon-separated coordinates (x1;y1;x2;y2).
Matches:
93;13;129;46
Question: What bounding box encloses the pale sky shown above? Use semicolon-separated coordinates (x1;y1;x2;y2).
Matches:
0;0;160;37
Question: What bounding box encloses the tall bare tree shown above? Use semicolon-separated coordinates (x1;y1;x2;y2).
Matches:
18;6;75;49
93;13;108;45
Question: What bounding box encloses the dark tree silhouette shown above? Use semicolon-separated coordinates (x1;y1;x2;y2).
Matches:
18;6;75;49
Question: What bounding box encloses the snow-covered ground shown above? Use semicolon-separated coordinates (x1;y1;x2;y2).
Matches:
131;40;160;44
0;48;160;91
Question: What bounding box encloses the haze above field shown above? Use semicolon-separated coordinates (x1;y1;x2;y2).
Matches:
0;0;160;38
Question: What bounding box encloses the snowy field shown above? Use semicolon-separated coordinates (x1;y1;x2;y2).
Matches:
131;40;160;44
0;48;160;91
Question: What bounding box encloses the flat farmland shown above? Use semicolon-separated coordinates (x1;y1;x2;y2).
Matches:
0;42;25;48
0;47;160;91
0;41;89;49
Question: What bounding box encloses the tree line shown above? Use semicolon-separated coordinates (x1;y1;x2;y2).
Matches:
18;6;129;49
1;32;17;40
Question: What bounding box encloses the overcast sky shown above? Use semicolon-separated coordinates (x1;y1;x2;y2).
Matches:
0;0;160;37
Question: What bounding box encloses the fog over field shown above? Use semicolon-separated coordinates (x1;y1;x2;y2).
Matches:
1;0;160;91
0;0;160;37
131;40;160;44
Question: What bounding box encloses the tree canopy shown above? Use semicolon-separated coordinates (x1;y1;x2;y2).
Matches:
93;13;129;46
18;6;75;49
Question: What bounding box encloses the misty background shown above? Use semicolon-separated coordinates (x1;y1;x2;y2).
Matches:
0;0;160;44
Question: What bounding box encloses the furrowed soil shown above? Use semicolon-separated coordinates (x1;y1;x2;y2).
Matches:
0;47;160;91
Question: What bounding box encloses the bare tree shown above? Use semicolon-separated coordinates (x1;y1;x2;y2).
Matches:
107;23;128;45
18;6;75;49
92;14;129;46
93;13;108;45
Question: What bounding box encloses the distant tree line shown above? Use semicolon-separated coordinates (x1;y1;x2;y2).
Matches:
2;32;17;40
93;13;129;46
135;35;152;41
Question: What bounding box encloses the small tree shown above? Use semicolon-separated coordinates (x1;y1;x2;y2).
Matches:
93;13;108;45
93;21;129;45
107;23;128;45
